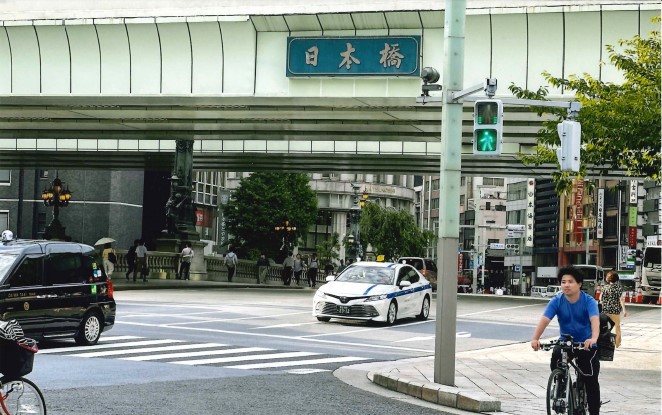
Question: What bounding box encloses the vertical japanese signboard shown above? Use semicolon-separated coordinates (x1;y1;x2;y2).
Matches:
596;188;604;239
629;180;638;204
287;36;421;77
526;179;535;247
574;180;585;242
629;206;638;247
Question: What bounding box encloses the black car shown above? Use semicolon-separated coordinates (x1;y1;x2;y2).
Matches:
0;238;116;345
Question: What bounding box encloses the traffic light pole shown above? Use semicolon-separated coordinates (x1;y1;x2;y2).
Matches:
434;0;465;387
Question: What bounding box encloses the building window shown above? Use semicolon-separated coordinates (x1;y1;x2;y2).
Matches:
459;195;465;208
460;176;465;186
507;181;527;201
506;210;524;224
0;170;9;185
431;179;440;191
483;177;505;186
604;216;617;238
430;198;439;209
0;211;8;230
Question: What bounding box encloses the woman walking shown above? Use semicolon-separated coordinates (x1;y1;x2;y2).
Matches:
601;270;627;348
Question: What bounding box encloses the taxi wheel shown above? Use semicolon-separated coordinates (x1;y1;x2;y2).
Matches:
316;316;331;322
386;301;398;325
75;311;102;345
417;296;430;320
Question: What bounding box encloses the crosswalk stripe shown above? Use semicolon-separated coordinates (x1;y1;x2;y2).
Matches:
120;347;270;361
96;335;144;342
172;351;320;366
68;342;226;358
226;356;369;370
39;339;180;354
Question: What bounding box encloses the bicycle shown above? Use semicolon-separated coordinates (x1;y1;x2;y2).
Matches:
540;337;589;415
0;337;46;415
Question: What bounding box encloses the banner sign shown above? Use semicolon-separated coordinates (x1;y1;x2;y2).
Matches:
574;180;584;242
287;36;421;77
629;206;638;227
596;188;604;239
458;253;463;273
629;227;637;248
525;179;535;247
629;180;638;204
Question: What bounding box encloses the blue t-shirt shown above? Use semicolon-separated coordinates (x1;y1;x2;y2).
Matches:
543;291;599;342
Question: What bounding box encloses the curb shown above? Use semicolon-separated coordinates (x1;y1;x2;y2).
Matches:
368;371;500;413
112;280;307;291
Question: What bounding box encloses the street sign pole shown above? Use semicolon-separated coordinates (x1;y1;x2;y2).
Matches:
434;0;465;386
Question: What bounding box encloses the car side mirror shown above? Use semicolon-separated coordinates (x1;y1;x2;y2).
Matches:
399;280;412;288
325;275;335;282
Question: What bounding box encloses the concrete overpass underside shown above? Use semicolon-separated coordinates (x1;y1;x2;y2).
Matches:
0;95;624;178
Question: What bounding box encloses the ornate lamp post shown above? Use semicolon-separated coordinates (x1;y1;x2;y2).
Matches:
275;217;297;252
41;176;72;240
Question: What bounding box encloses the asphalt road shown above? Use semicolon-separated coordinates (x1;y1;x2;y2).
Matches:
27;289;655;414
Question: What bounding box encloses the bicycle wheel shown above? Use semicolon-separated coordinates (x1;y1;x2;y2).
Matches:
1;378;47;415
546;369;568;415
573;379;589;415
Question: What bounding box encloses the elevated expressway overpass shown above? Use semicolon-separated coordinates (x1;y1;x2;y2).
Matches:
0;1;657;177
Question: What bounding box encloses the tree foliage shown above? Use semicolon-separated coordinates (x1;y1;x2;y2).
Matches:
359;202;436;261
317;232;340;266
509;22;661;194
223;172;318;259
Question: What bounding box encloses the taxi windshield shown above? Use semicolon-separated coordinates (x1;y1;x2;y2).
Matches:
0;253;19;282
335;266;394;285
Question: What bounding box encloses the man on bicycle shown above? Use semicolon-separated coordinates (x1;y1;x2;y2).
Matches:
531;265;601;414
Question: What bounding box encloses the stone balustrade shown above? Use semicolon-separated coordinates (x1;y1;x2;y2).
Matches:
112;250;326;285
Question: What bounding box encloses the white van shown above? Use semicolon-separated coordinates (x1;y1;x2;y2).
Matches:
545;285;562;297
531;286;548;298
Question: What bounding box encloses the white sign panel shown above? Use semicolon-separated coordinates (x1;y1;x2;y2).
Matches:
629;180;638;204
596;188;604;239
490;243;505;250
525;178;535;247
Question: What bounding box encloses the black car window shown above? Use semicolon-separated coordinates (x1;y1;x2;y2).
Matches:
82;253;106;282
7;256;41;287
408;268;420;283
45;253;83;285
425;260;437;272
396;267;410;285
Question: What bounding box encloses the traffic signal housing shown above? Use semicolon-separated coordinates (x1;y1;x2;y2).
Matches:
556;120;581;172
473;99;503;155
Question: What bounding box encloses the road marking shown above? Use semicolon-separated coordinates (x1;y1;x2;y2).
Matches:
458;304;539;317
226;356;369;370
39;339;178;354
287;368;331;374
94;335;143;342
457;331;472;338
252;322;320;329
393;336;435;343
172;351;320;366
118;321;434;353
162;311;311;326
69;342;225;358
121;347;270;361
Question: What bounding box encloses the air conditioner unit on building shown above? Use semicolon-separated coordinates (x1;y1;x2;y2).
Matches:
468;198;475;210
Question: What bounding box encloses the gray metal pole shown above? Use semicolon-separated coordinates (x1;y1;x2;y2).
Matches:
520;234;524;295
434;0;465;386
586;227;590;265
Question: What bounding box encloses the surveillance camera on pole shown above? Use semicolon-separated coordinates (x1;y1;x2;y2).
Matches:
420;67;442;97
556;120;581;172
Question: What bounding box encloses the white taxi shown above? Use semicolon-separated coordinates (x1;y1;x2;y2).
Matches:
312;261;432;325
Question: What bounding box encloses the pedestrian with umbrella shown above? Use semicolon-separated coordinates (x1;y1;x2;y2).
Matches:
95;237;117;278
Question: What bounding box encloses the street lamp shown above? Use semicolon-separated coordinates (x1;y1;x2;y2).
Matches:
275;217;297;252
41;176;73;240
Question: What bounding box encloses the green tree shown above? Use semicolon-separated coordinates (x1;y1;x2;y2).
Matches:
317;232;340;266
223;172;317;260
509;23;661;193
358;202;436;261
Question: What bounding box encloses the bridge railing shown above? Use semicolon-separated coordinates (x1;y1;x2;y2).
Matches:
112;250;327;285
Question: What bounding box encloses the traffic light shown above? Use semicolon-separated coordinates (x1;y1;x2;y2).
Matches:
556;120;581;172
473;99;503;155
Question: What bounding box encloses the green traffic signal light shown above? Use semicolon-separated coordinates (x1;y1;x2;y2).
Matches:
475;129;498;152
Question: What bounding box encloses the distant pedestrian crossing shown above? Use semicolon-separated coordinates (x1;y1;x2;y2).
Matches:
39;335;371;373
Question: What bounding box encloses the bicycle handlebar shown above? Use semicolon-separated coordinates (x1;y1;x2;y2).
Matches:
540;338;585;352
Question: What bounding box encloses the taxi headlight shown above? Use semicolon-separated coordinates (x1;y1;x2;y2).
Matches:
365;294;388;302
315;290;327;300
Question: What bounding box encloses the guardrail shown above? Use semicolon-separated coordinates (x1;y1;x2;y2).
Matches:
112;250;327;285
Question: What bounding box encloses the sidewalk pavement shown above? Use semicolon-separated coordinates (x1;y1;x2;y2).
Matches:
366;307;662;414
